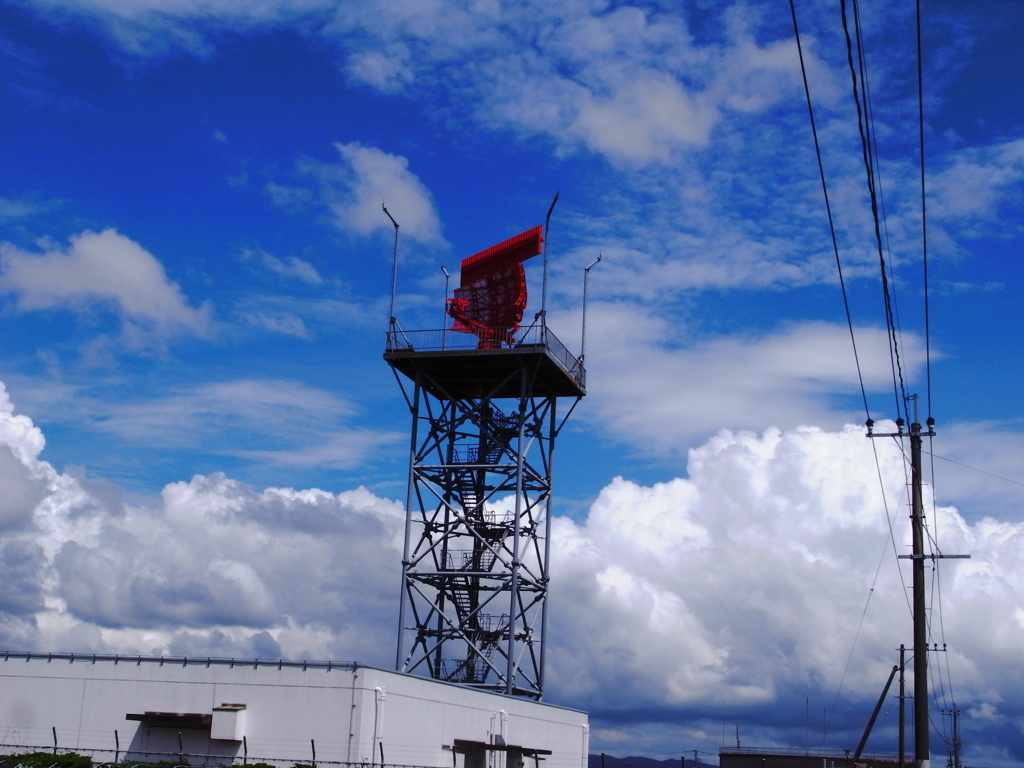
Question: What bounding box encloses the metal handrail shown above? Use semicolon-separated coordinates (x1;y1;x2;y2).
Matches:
384;325;585;390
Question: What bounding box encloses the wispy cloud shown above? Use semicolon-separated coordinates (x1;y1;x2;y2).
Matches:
0;196;59;222
929;138;1024;236
243;248;324;285
85;378;399;469
238;310;311;339
334;2;812;166
579;311;923;455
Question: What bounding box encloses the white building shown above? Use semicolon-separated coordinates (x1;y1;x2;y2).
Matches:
0;652;588;768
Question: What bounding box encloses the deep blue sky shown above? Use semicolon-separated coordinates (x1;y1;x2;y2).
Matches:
2;0;1024;765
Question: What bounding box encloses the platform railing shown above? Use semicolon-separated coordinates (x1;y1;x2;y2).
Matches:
384;324;586;391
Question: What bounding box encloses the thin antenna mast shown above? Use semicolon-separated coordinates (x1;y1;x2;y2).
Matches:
440;264;450;347
540;192;559;325
581;255;601;362
384;204;400;330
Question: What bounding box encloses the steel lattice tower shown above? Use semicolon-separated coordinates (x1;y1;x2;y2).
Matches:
385;226;585;699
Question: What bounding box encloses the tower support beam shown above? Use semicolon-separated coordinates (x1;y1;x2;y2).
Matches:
388;332;583;699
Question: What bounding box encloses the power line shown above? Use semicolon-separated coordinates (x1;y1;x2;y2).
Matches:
917;0;933;422
840;0;910;423
788;0;870;420
926;452;1024;488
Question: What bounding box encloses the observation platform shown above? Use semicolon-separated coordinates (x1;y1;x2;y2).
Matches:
384;324;586;400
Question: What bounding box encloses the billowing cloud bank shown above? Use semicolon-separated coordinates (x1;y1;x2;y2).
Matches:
1;380;1022;759
548;428;1019;709
0;380;404;661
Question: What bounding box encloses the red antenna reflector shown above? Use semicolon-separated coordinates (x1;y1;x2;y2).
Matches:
459;226;543;286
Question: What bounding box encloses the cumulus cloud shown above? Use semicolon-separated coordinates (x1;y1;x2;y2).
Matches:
550;424;912;708
545;422;1024;760
301;142;445;245
0;378;403;660
1;378;1022;757
0;229;210;342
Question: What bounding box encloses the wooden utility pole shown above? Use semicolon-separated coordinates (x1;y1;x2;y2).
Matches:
909;411;929;768
867;396;955;768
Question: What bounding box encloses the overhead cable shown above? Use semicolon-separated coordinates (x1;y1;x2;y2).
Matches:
917;0;933;422
788;0;870;419
841;0;910;423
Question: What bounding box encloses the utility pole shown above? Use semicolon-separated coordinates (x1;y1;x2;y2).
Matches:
867;397;931;768
899;644;906;768
943;709;962;768
909;405;929;768
868;397;969;768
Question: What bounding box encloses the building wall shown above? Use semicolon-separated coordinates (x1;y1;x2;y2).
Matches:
0;654;588;768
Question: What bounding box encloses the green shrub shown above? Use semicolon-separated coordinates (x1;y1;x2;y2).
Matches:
8;752;92;768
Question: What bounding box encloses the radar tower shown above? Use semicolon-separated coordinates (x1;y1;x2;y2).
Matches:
385;216;585;699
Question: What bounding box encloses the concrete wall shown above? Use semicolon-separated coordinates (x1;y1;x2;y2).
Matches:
0;653;588;768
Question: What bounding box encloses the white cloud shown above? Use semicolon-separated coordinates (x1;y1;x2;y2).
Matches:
84;378;399;469
245;249;324;285
30;0;814;167
29;0;336;56
345;48;413;93
931;421;1024;523
1;379;1021;759
546;422;1024;747
0;196;58;222
930;138;1024;235
304;142;445;245
0;229;210;340
264;181;314;209
0;378;403;659
239;310;311;338
331;1;813;166
579;310;924;456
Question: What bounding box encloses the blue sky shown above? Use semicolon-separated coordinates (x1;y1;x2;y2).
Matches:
2;0;1024;765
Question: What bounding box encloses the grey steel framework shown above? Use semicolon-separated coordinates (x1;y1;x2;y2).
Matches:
386;324;585;699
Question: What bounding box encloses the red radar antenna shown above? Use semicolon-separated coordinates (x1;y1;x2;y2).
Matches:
447;226;543;348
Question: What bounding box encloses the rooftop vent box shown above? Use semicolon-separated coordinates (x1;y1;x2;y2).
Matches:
211;703;246;741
